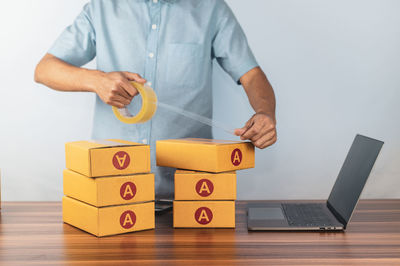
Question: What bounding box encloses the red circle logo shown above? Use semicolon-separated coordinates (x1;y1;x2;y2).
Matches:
120;182;137;200
195;179;214;197
231;148;242;166
194;207;213;225
113;151;130;170
120;210;136;229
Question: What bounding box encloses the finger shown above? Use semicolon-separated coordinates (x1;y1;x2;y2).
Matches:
243;118;253;131
110;94;132;107
235;118;254;137
259;135;277;149
250;122;276;142
253;131;276;148
113;84;132;99
123;72;147;83
234;128;245;136
240;122;260;140
119;80;139;97
108;101;125;108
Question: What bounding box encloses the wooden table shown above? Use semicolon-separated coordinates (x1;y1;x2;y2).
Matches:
0;200;399;265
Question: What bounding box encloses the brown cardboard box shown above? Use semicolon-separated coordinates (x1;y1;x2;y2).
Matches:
65;139;150;177
62;196;155;237
174;170;236;200
63;169;154;207
173;200;235;228
156;138;254;172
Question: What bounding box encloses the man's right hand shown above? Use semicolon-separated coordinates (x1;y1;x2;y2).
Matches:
34;54;147;108
94;71;147;108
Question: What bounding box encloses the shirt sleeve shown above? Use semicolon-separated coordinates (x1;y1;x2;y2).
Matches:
212;1;258;85
48;2;96;67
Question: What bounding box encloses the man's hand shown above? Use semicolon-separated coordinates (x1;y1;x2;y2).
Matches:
94;71;146;108
234;113;277;149
34;54;147;109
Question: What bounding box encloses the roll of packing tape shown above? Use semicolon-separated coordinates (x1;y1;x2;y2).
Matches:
112;81;158;124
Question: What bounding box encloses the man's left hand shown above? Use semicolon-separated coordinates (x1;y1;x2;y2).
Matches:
234;113;277;149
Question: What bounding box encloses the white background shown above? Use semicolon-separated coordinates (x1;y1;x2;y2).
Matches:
0;0;399;201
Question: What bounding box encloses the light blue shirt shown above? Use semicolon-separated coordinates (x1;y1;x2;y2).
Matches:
49;0;258;199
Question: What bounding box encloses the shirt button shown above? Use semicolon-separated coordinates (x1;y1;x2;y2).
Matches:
152;24;157;30
153;0;158;3
149;52;154;58
142;139;148;144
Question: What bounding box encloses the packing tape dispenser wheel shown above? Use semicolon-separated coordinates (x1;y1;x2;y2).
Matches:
112;81;158;124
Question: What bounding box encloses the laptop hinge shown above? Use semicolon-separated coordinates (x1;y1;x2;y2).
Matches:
327;201;347;229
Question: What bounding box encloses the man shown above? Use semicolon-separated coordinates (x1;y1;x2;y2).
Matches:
35;0;277;200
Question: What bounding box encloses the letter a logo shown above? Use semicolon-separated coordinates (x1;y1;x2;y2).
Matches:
194;207;213;225
231;148;242;166
113;151;130;170
195;179;214;197
120;210;136;229
120;182;137;200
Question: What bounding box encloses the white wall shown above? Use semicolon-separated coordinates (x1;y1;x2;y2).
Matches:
0;0;399;201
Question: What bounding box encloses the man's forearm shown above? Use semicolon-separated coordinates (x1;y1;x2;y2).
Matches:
240;67;276;121
34;53;101;93
34;53;147;108
235;67;277;149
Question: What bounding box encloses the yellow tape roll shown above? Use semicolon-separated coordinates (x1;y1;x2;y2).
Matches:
112;81;158;124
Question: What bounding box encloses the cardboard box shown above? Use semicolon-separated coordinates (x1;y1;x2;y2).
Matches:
62;196;155;237
156;138;254;173
173;201;235;228
174;170;236;200
65;139;150;177
63;169;154;207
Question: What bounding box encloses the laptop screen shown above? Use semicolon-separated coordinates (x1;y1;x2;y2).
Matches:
327;134;383;226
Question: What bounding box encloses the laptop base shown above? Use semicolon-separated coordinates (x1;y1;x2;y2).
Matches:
247;202;344;231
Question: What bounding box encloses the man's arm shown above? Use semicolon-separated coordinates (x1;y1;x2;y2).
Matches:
34;53;146;108
234;67;277;149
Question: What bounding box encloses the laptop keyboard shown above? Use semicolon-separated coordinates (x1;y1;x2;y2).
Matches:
282;203;334;227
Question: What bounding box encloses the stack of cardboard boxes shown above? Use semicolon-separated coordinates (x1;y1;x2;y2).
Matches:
62;140;155;237
156;138;255;228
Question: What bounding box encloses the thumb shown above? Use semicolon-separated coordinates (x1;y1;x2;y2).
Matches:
234;120;252;136
234;128;245;136
123;72;147;83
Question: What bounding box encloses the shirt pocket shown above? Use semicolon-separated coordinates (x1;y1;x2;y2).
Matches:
166;43;205;89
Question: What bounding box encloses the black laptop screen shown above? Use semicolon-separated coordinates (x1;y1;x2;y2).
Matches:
327;135;383;226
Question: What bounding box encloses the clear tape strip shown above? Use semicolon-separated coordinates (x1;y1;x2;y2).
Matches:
119;102;235;135
113;82;235;135
157;102;235;135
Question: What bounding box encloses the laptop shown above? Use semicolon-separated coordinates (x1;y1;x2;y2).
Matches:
247;134;384;231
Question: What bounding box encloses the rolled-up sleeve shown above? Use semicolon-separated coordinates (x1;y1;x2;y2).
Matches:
212;1;258;84
48;2;96;67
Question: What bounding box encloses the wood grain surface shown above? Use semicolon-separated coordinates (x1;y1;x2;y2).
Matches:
0;200;399;265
